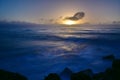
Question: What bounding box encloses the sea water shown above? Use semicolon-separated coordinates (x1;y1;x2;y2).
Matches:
0;23;120;80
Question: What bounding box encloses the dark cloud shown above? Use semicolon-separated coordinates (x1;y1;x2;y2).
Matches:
64;12;85;21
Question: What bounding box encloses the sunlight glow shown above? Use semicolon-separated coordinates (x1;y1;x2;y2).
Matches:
63;20;76;25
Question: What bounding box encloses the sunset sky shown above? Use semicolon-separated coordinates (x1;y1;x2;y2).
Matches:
0;0;120;24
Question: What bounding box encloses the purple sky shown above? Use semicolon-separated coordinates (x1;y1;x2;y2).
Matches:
0;0;120;24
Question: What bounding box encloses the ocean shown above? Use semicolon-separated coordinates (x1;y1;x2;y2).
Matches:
0;23;120;80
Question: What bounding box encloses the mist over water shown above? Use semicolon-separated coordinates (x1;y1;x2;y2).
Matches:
0;24;120;80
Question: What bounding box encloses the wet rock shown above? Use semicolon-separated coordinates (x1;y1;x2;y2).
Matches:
60;67;73;80
60;67;73;76
44;73;61;80
93;59;120;80
71;69;92;80
44;59;120;80
93;72;104;80
0;69;27;80
112;59;120;70
104;68;113;80
112;59;120;80
80;69;93;77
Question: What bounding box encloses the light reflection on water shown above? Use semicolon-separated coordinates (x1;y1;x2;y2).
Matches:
0;24;120;80
23;40;87;57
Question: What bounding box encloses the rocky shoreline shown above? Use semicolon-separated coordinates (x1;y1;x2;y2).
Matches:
45;55;120;80
0;55;120;80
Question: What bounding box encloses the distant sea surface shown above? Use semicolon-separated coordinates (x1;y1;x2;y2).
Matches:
0;23;120;80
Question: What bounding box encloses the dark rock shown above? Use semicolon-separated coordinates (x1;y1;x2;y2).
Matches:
93;59;120;80
80;69;93;77
60;67;73;80
93;72;105;80
112;59;120;80
0;69;27;80
44;73;61;80
93;69;113;80
71;69;92;80
44;59;120;80
102;54;115;61
60;67;73;76
104;68;113;80
112;59;120;70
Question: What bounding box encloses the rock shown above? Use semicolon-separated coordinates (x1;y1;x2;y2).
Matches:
0;69;27;80
44;73;61;80
104;68;113;80
71;69;93;80
44;59;120;80
80;69;93;77
60;67;73;80
102;54;115;61
93;72;104;80
112;59;120;80
93;59;120;80
112;59;120;70
60;67;73;76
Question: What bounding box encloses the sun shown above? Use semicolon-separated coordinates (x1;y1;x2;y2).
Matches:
63;20;76;25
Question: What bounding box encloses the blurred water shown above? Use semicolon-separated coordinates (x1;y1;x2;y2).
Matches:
0;24;120;80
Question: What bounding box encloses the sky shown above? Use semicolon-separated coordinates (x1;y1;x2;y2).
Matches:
0;0;120;24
